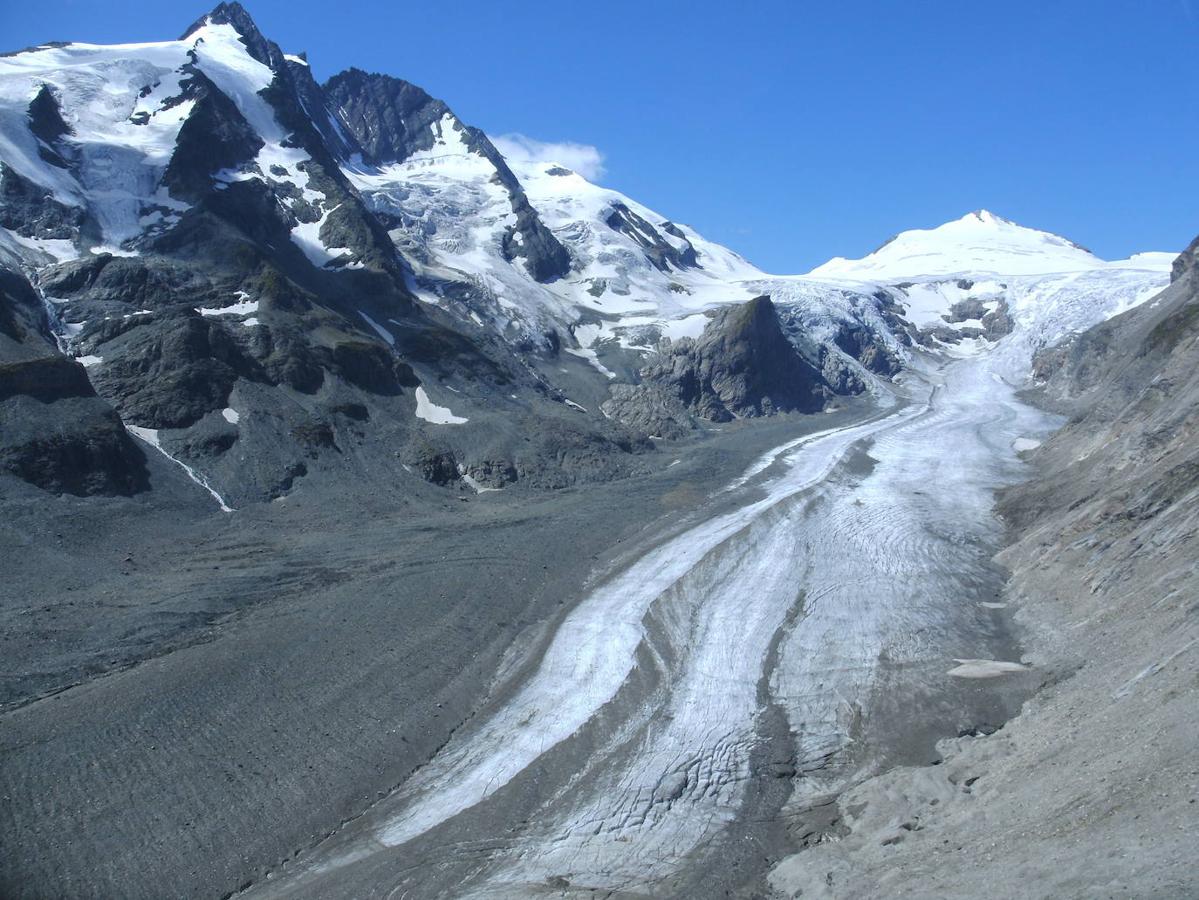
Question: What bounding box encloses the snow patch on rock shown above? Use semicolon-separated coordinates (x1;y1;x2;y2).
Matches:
414;387;467;425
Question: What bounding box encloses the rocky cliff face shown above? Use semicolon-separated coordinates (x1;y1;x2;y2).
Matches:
323;68;572;283
0;268;147;495
1011;233;1199;548
1170;232;1199;282
602;296;828;436
604;202;700;273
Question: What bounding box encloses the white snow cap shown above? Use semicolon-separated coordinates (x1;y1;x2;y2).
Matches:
806;210;1162;281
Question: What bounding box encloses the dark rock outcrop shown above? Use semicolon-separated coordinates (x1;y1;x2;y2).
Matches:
1171;234;1199;283
944;295;1013;341
180;1;279;68
605;203;699;273
602;296;828;434
0;268;147;495
322;68;448;165
602;382;696;440
323;68;571;282
161;72;264;202
27;83;73;168
89;314;255;429
832;321;903;376
819;347;868;395
0;164;83;240
650;296;827;419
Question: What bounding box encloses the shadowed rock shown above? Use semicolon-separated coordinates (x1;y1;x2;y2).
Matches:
0;268;147;495
603;296;828;434
324;68;571;282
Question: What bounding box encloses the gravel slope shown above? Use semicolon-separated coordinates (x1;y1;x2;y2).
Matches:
0;409;863;900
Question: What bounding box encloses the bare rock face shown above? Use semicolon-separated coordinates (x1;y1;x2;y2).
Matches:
1019;235;1199;511
665;295;828;419
945;295;1014;341
0;268;147;496
0;163;83;240
604;203;699;273
601;382;695;440
1171;233;1199;283
832;319;904;375
602;295;828;433
323;69;571;283
160;71;264;203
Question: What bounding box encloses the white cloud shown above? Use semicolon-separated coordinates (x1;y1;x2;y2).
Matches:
490;133;606;181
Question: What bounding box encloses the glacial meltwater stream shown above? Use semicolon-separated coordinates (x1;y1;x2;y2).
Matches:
247;347;1057;898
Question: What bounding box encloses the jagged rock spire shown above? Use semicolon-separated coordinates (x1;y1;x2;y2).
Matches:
180;2;276;67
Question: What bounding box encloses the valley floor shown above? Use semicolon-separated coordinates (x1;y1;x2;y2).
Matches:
0;403;865;899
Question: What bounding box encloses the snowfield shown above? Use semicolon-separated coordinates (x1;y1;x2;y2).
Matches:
808;209;1169;280
413;387;468;425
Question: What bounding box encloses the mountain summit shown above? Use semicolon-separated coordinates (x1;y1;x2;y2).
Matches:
0;4;1174;508
807;209;1133;280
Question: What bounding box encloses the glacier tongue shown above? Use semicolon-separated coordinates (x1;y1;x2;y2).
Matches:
235;315;1072;899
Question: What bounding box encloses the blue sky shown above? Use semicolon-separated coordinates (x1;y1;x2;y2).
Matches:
3;0;1196;271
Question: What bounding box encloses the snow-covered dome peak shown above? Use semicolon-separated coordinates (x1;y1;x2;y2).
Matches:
808;210;1104;281
964;209;1012;226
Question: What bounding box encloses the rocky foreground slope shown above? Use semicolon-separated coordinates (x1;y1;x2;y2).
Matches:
770;238;1199;899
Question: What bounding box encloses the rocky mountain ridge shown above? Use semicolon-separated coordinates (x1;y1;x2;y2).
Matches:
0;2;1174;512
0;4;663;504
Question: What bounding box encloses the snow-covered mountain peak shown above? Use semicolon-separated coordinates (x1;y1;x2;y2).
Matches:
809;210;1106;281
0;4;394;268
963;208;1014;226
0;4;1175;410
796;209;1173;366
180;2;274;65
